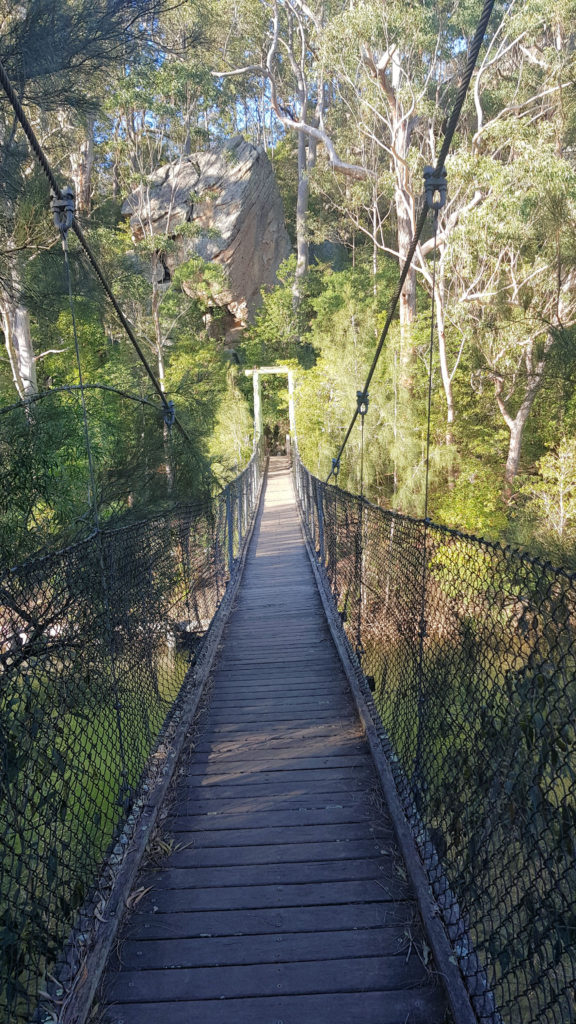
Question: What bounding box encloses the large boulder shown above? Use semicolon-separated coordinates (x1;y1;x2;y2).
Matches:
121;136;291;333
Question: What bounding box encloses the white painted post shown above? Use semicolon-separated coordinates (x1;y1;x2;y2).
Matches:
253;371;262;446
287;370;296;440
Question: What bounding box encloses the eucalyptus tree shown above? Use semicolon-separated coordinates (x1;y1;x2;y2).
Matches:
0;0;167;400
448;148;576;495
431;0;576;490
213;0;372;299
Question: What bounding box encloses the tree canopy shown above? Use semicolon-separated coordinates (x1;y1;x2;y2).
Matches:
1;0;576;564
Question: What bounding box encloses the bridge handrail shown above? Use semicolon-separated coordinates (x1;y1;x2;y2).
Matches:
294;452;576;1024
0;448;266;1023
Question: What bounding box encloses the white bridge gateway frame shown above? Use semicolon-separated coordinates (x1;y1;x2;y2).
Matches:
244;366;296;448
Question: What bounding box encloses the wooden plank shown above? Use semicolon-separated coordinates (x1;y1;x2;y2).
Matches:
221;627;333;637
144;856;396;891
211;677;345;690
171;778;371;801
163;821;390;848
206;710;350;724
188;767;374;787
222;636;335;648
220;641;337;654
209;685;348;696
166;807;375;832
124;878;410;915
184;753;371;773
117;926;414;969
169;792;373;815
207;698;346;709
190;736;366;755
196;721;361;741
166;838;388;868
123;901;416;941
102;989;447;1024
230;613;328;627
170;778;368;802
207;696;341;708
213;660;344;672
193;733;363;754
210;680;348;693
106;955;429;1003
184;755;373;779
171;789;373;810
213;662;344;674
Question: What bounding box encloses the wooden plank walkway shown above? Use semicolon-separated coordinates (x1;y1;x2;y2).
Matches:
100;458;448;1024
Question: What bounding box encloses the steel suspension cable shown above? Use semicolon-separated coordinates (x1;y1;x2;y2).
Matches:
326;0;497;482
0;384;160;417
413;208;440;794
59;206;100;531
0;58;192;445
423;211;439;523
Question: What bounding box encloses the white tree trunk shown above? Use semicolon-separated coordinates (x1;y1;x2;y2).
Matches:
504;402;535;493
0;282;37;399
391;108;416;381
70;117;95;215
496;366;548;495
435;280;455;441
293;130;310;301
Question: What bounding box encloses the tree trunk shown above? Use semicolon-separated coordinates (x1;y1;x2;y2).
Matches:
372;190;378;299
503;402;535;495
293;130;310;302
397;199;417;387
435;279;455;442
151;265;173;494
0;280;37;399
151;270;166;393
497;377;544;497
70;117;95;215
392;112;416;383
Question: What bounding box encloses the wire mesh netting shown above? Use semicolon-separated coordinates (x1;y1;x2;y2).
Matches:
0;448;264;1023
0;386;215;565
294;455;576;1024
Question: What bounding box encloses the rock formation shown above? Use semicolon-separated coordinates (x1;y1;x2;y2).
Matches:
122;137;291;338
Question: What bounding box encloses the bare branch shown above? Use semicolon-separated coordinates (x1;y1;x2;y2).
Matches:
420;190;484;257
35;348;68;360
211;64;266;79
287;0;321;32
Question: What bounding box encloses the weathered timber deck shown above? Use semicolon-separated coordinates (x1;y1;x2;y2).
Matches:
100;458;448;1024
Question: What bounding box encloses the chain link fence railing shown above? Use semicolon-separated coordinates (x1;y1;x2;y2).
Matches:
0;449;265;1023
294;454;576;1024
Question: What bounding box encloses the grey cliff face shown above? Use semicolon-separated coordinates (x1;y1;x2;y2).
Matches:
121;136;291;331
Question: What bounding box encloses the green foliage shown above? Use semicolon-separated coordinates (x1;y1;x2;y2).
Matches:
1;0;576;564
517;439;576;564
208;370;253;482
241;256;314;368
435;461;509;540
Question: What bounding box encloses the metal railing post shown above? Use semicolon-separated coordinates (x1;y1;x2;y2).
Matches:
317;485;325;565
225;486;234;575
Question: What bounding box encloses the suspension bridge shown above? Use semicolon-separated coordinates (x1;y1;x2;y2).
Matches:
97;457;448;1024
1;443;575;1024
1;5;575;1018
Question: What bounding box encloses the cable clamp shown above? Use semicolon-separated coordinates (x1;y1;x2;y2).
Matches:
423;166;447;211
163;399;175;429
51;187;75;237
331;457;340;478
356;390;369;416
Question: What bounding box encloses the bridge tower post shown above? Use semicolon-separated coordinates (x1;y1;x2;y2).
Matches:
245;366;297;451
